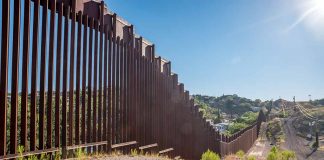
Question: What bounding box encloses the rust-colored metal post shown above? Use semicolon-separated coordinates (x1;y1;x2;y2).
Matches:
81;14;89;145
21;0;31;150
75;11;83;145
9;0;21;154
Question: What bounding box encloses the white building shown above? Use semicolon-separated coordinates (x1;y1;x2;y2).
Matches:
213;123;229;133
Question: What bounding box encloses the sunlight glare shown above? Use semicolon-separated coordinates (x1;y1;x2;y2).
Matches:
313;0;324;11
293;0;324;38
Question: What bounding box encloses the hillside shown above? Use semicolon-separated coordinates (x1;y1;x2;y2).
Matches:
193;94;272;123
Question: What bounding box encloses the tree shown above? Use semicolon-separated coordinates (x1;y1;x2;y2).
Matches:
225;98;234;118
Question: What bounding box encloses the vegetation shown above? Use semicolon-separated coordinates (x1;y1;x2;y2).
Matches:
224;111;258;135
193;94;269;123
266;119;285;144
235;150;245;159
266;146;296;160
311;98;324;106
131;149;138;156
17;145;24;160
223;150;256;160
75;148;86;159
201;149;221;160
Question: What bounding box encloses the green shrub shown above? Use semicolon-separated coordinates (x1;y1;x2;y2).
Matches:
267;152;277;160
40;153;50;160
270;146;278;153
201;149;220;160
247;155;256;160
17;145;25;160
311;141;319;148
235;150;245;159
27;155;38;160
54;151;61;160
267;146;296;160
131;149;138;156
75;148;85;158
227;123;248;134
281;150;295;160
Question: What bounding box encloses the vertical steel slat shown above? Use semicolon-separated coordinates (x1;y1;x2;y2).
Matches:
10;0;21;154
103;25;109;151
123;41;127;145
87;17;94;148
133;42;137;146
0;0;9;156
127;41;132;143
81;14;88;144
124;42;130;145
157;57;161;147
55;2;63;148
120;39;124;144
30;0;40;151
136;40;141;146
149;49;154;145
152;57;156;145
113;37;120;143
62;5;70;157
93;20;99;149
0;1;10;155
139;38;144;146
145;55;149;145
111;13;117;145
47;0;56;149
136;42;140;146
143;54;147;146
112;37;119;145
98;2;105;150
75;11;83;145
115;37;120;143
123;42;127;146
21;0;31;150
69;1;77;147
132;45;136;143
149;54;152;145
39;0;48;150
107;31;113;151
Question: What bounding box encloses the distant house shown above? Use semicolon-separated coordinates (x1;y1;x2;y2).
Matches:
251;107;261;112
213;122;229;133
206;119;214;125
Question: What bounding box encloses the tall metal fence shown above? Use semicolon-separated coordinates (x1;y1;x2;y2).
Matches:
0;0;266;159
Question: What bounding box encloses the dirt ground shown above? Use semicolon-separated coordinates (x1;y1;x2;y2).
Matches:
281;117;324;160
247;104;324;160
247;122;272;160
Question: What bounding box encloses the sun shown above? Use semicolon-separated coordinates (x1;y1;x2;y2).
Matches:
289;0;324;37
312;0;324;15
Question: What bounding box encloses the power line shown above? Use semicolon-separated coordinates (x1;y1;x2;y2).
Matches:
295;103;317;120
296;103;324;122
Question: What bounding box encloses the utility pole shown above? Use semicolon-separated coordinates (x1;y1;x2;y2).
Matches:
293;96;296;111
315;119;319;148
309;94;312;102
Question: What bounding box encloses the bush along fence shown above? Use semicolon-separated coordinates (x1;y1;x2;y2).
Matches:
0;0;266;159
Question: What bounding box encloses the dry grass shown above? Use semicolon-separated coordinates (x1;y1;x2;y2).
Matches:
68;150;172;160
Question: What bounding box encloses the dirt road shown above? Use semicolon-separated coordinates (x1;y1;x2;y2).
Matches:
247;123;272;159
281;118;324;160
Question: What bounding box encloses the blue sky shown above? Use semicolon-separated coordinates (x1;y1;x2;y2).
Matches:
105;0;324;101
1;0;324;101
